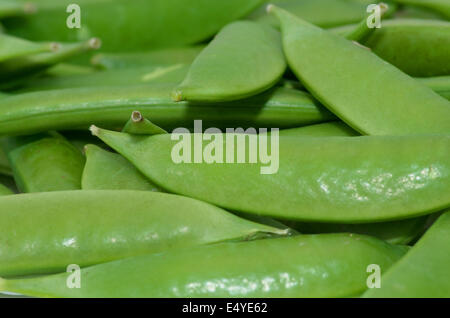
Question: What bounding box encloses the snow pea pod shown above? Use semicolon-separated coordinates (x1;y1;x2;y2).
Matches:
279;121;358;136
392;0;450;19
332;19;450;77
92;128;450;223
174;21;286;102
0;190;286;277
0;34;57;63
0;84;334;136
0;182;12;195
3;133;85;192
0;0;35;19
122;111;167;135
0;145;11;176
363;209;450;297
270;6;450;135
5;0;263;52
0;234;408;298
417;76;450;100
82;145;160;192
14;64;190;93
91;46;204;70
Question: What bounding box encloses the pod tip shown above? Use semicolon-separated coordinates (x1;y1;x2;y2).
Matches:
88;38;102;50
49;42;61;52
379;3;389;15
89;125;100;136
171;90;184;102
131;111;143;123
266;4;275;14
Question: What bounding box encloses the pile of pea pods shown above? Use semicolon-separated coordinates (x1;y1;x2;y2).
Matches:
0;0;449;299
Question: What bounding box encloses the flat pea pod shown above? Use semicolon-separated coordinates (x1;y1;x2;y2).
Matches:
270;6;450;135
0;38;101;90
279;121;359;136
82;144;160;192
332;19;450;77
0;0;35;19
173;21;286;102
0;234;408;298
91;46;205;70
0;190;287;277
417;76;450;101
13;64;190;93
5;0;263;52
2;133;85;192
0;182;12;195
0;34;57;63
363;210;450;297
92;128;450;223
0;84;335;136
391;0;450;19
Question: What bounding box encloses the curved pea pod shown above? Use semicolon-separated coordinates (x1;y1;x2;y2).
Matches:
5;0;263;52
332;19;450;77
364;210;450;297
0;0;36;19
91;46;205;70
173;21;286;102
14;64;190;93
0;84;335;136
82;145;160;192
2;133;85;192
91;128;450;223
122;111;168;135
0;182;12;195
270;6;450;135
0;190;287;277
418;76;450;101
0;234;408;298
392;0;450;18
0;37;101;89
279;121;359;136
0;34;57;63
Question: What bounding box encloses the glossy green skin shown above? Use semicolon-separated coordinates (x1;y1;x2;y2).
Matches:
0;84;334;136
92;46;204;70
364;210;450;297
251;0;368;28
333;19;450;77
279;121;359;136
0;183;12;195
278;121;428;244
272;7;450;135
44;63;96;77
5;135;85;192
0;190;285;277
392;0;450;19
175;21;286;102
5;0;263;52
394;5;447;20
0;234;408;298
417;76;450;100
14;65;190;93
0;34;52;63
94;129;450;223
82;144;160;192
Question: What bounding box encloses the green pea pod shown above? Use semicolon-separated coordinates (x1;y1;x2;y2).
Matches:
0;182;12;195
344;2;390;42
0;37;101;89
331;19;450;77
62;130;109;153
363;210;450;297
270;6;450;135
91;46;205;70
0;0;36;19
391;0;450;18
0;190;287;277
0;34;57;63
250;0;369;28
173;21;286;102
3;134;85;192
14;64;190;93
394;4;447;20
44;63;96;77
0;233;408;297
279;121;359;136
82;144;160;192
91;128;450;223
122;111;168;135
0;144;11;176
417;76;450;101
0;84;334;136
5;0;263;52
